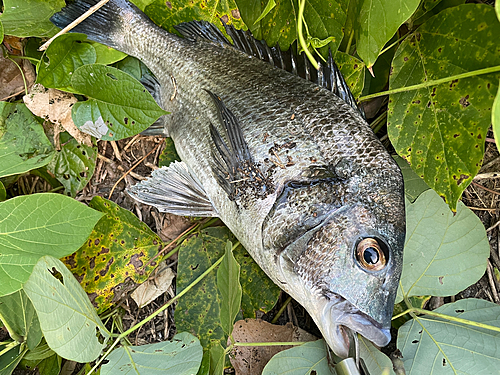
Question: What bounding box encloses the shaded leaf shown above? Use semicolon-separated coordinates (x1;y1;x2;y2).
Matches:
0;344;26;375
356;0;420;68
388;4;500;210
0;290;41;350
217;241;242;336
114;56;149;81
71;64;167;140
0;0;64;38
408;0;466;28
493;82;500;151
394;155;430;202
90;42;127;65
398;299;500;374
36;354;61;375
46;137;97;197
209;343;225;375
158;137;181;168
24;256;110;363
359;336;395;375
62;196;163;313
22;342;54;362
100;332;202;375
0;21;3;44
392;295;431;330
262;339;334;375
0;193;103;296
36;34;96;92
0;103;55;179
396;189;489;303
0;181;5;202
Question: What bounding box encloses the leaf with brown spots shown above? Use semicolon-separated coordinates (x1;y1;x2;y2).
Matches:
62;196;163;313
388;4;500;210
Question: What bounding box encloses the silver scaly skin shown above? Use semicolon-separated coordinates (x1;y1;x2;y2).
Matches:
52;0;405;358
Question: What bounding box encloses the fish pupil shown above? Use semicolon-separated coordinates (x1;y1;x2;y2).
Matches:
363;247;379;264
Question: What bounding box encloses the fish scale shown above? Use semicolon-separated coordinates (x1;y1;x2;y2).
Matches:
51;0;406;361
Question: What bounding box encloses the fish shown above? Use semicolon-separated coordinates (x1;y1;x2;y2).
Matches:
51;0;406;360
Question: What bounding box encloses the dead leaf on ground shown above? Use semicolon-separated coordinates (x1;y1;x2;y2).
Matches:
131;263;175;308
152;211;192;242
23;84;92;147
230;319;317;375
0;55;35;101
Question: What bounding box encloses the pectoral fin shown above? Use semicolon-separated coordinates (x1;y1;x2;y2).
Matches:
127;161;217;217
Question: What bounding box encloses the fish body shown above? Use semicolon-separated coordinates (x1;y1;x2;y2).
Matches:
52;0;405;358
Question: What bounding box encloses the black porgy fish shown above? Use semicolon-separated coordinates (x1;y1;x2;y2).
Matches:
52;0;406;359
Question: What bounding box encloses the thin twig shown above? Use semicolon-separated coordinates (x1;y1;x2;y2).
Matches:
466;206;498;211
486;260;499;303
471;181;500;196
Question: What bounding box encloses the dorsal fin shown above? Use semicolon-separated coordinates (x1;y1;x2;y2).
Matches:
174;20;363;117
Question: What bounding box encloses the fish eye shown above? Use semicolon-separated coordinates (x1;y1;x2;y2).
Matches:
355;238;388;271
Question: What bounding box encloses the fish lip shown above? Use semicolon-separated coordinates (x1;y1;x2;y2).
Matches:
319;293;391;359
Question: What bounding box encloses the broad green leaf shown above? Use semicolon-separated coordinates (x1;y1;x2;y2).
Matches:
145;0;246;36
217;241;242;336
0;21;3;44
335;51;365;100
497;0;500;22
233;244;280;319
388;4;500;210
356;0;420;68
23;256;110;362
209;342;225;375
22;342;54;362
100;332;202;375
0;182;5;202
0;344;26;375
0;193;103;296
394;155;430;202
359;336;395;375
237;0;348;53
37;34;96;92
262;339;334;375
0;290;41;350
362;34;397;96
46;137;97;197
71;64;167;140
396;189;489;303
0;103;55;179
408;0;466;28
130;0;156;11
254;0;276;24
62;196;163;313
493;83;500;151
90;42;128;65
0;0;64;38
114;56;150;81
398;299;500;374
158;137;181;168
36;354;61;375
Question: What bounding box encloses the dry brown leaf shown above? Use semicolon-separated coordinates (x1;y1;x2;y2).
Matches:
230;319;317;375
131;264;175;308
0;55;35;101
23;84;92;147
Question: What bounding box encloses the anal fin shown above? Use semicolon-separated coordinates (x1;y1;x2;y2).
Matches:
127;161;217;217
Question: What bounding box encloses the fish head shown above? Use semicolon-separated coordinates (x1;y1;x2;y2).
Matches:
263;165;405;358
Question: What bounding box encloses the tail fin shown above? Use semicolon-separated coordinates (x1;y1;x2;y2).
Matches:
50;0;150;51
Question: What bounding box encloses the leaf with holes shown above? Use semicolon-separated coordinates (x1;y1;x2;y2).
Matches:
24;256;110;362
356;0;420;68
36;34;96;92
0;103;55;179
398;299;500;374
61;196;163;313
396;189;489;303
388;4;500;210
0;193;103;296
71;64;167;140
46;136;97;197
0;0;64;38
237;0;348;53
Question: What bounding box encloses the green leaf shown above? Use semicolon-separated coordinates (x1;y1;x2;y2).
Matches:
209;343;225;375
0;290;41;350
0;344;26;375
0;193;103;296
0;181;6;202
262;340;334;375
497;0;500;22
233;244;280;319
145;0;246;36
46;137;97;197
0;103;55;179
394;155;430;202
36;354;61;375
217;241;242;336
23;256;110;362
356;0;420;68
100;332;202;375
237;0;348;53
0;21;4;44
408;0;466;28
71;64;167;140
23;342;54;362
359;336;395;375
130;0;156;11
62;196;163;313
254;0;276;25
0;0;65;38
388;4;500;210
493;83;500;151
335;51;365;100
158;137;180;168
90;42;128;65
396;189;489;303
36;34;96;92
114;56;150;81
398;299;500;374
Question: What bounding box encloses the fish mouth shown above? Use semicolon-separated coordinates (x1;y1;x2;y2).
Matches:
317;293;391;359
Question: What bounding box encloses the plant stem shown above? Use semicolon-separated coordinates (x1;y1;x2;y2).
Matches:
297;0;319;70
271;295;292;324
345;30;354;55
359;65;500;102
